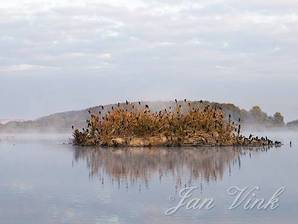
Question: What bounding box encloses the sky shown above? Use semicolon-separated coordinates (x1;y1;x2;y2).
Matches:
0;0;297;121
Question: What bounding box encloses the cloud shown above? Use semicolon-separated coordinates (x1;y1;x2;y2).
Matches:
0;64;59;72
0;0;298;120
1;0;297;77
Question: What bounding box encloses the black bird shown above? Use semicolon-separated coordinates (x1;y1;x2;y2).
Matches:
126;100;129;105
138;101;141;105
175;99;177;103
101;106;104;110
145;104;149;109
99;111;101;115
71;125;74;129
237;124;241;135
88;110;91;114
184;99;186;102
290;141;292;147
117;102;120;107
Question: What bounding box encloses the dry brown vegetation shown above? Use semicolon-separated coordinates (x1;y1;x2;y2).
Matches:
73;101;280;147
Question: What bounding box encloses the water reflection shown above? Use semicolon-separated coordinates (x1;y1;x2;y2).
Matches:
72;146;275;188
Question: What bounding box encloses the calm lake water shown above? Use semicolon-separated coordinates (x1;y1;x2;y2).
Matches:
0;132;297;224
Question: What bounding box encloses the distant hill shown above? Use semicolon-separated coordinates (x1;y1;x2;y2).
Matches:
287;120;298;130
0;100;287;133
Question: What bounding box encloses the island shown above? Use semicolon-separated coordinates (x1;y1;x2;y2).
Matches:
72;100;281;147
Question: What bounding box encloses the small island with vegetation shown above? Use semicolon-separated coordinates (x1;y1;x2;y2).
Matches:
73;100;281;147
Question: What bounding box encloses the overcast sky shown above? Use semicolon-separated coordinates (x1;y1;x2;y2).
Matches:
0;0;297;121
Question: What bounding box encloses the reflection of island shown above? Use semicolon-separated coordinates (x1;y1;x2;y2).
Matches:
72;147;273;187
